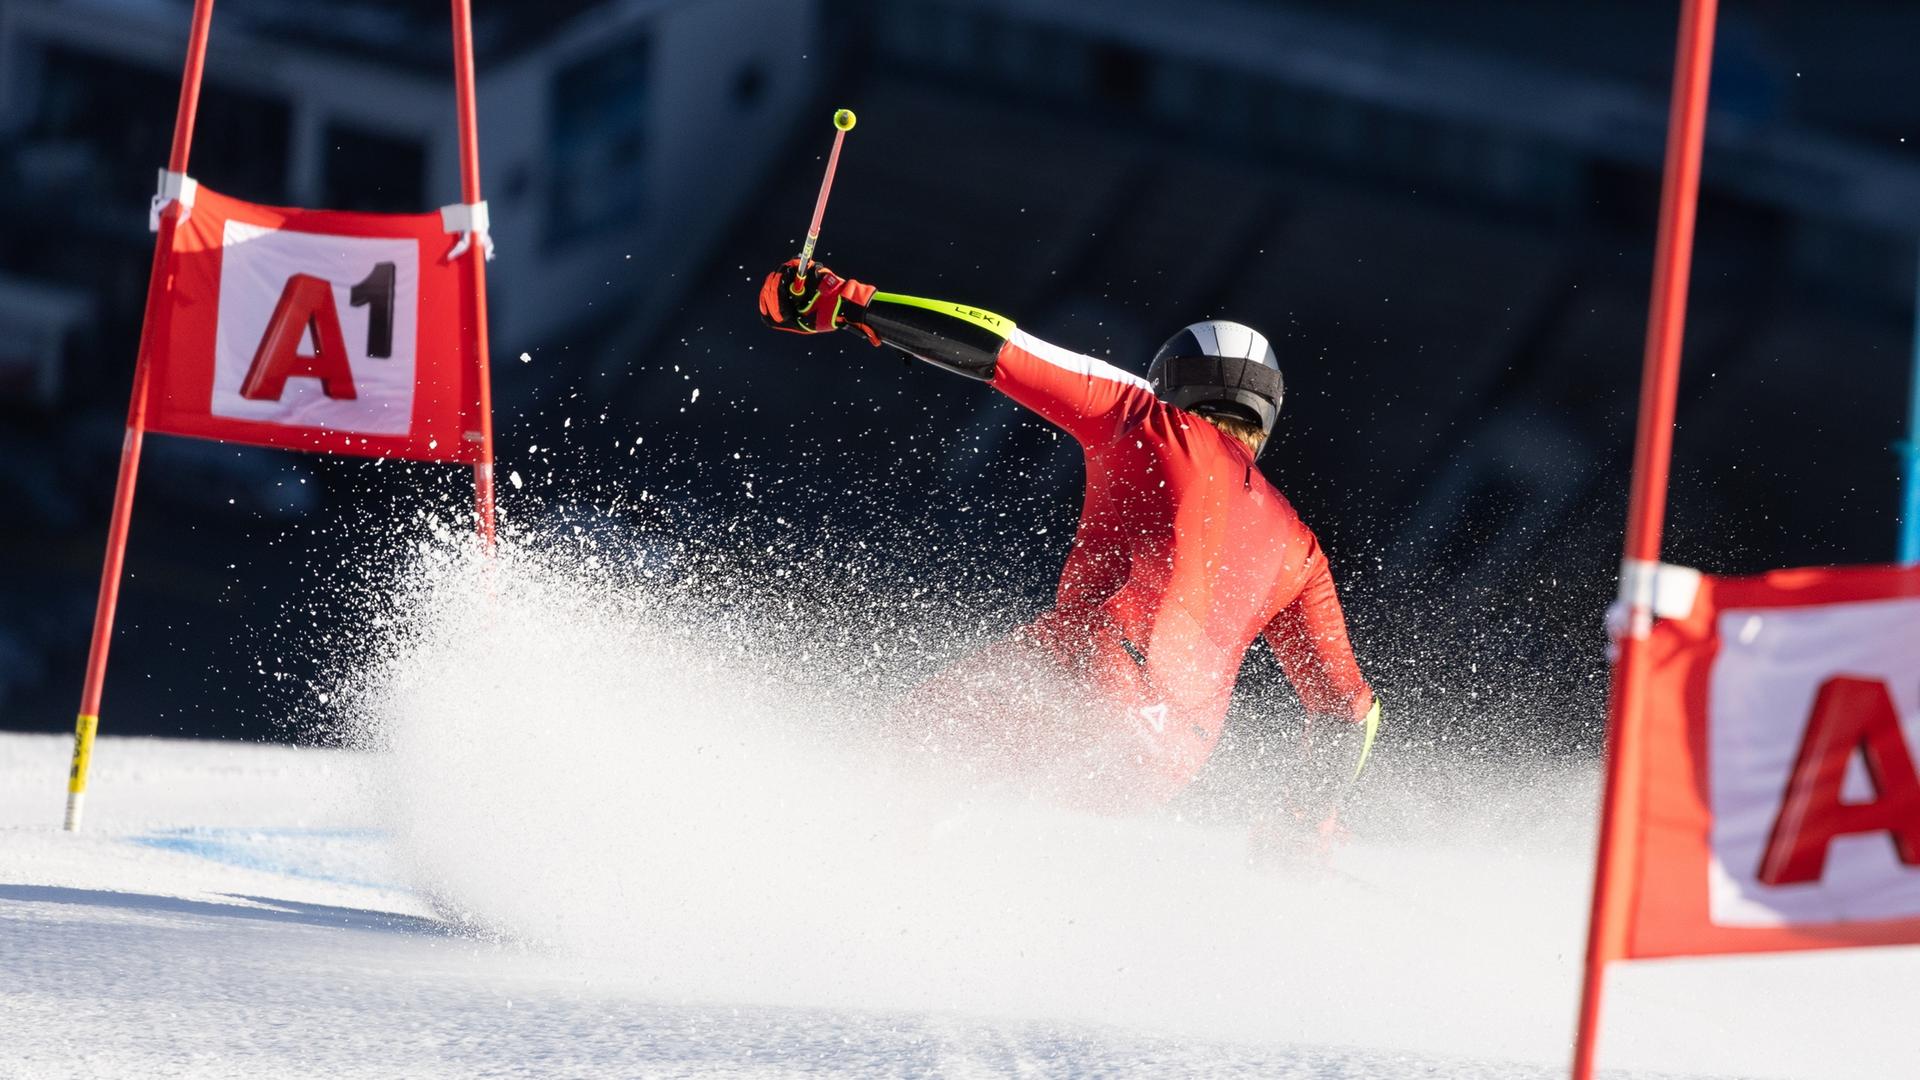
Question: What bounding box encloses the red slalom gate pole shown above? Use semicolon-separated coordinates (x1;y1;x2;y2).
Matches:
1571;0;1719;1075
63;0;217;832
450;0;496;547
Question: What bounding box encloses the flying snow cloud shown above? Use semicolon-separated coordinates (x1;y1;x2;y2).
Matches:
319;519;1910;1078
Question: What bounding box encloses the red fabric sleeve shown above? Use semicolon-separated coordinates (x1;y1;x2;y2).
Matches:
1263;539;1373;723
990;329;1159;445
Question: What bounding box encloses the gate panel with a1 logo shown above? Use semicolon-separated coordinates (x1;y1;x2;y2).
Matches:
146;184;482;462
1626;564;1920;958
211;220;419;435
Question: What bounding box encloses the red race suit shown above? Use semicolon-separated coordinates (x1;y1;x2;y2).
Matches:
792;283;1375;808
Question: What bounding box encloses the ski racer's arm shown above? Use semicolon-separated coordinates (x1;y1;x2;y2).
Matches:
1263;541;1380;802
759;260;1155;444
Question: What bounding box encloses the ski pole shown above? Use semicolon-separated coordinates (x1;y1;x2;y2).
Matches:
793;108;857;290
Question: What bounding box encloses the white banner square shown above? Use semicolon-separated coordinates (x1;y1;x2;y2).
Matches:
1708;596;1920;927
210;221;419;436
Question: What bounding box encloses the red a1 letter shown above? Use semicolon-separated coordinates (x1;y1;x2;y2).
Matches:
1757;676;1920;887
241;273;357;401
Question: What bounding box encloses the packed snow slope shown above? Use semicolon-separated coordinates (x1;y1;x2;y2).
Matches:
4;536;1916;1079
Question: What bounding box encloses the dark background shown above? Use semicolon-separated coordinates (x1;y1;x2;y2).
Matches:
3;0;1917;755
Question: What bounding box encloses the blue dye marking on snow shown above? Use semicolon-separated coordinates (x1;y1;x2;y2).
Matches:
129;827;399;891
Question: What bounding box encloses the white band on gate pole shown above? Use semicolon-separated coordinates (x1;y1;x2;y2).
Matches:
1618;558;1703;636
440;200;494;262
150;168;198;233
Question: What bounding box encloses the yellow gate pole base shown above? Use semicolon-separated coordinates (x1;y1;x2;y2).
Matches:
64;713;98;832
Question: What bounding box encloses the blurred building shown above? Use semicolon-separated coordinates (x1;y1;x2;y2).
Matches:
0;0;815;404
3;0;1920;747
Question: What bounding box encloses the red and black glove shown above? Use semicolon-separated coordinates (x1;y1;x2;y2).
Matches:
758;259;879;344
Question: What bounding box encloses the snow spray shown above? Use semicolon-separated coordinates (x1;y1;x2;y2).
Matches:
320;516;1686;1072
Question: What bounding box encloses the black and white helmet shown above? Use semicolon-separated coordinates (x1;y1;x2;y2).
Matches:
1146;319;1284;444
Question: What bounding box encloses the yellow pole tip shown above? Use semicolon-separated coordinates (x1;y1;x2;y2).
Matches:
833;109;857;132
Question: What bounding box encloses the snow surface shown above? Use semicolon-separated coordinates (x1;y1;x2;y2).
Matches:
3;538;1916;1078
3;730;1915;1079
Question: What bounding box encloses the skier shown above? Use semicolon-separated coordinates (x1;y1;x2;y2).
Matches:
759;260;1380;824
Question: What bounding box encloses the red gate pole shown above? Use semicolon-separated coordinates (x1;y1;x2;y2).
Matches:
1571;0;1719;1075
449;0;497;547
63;0;218;832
